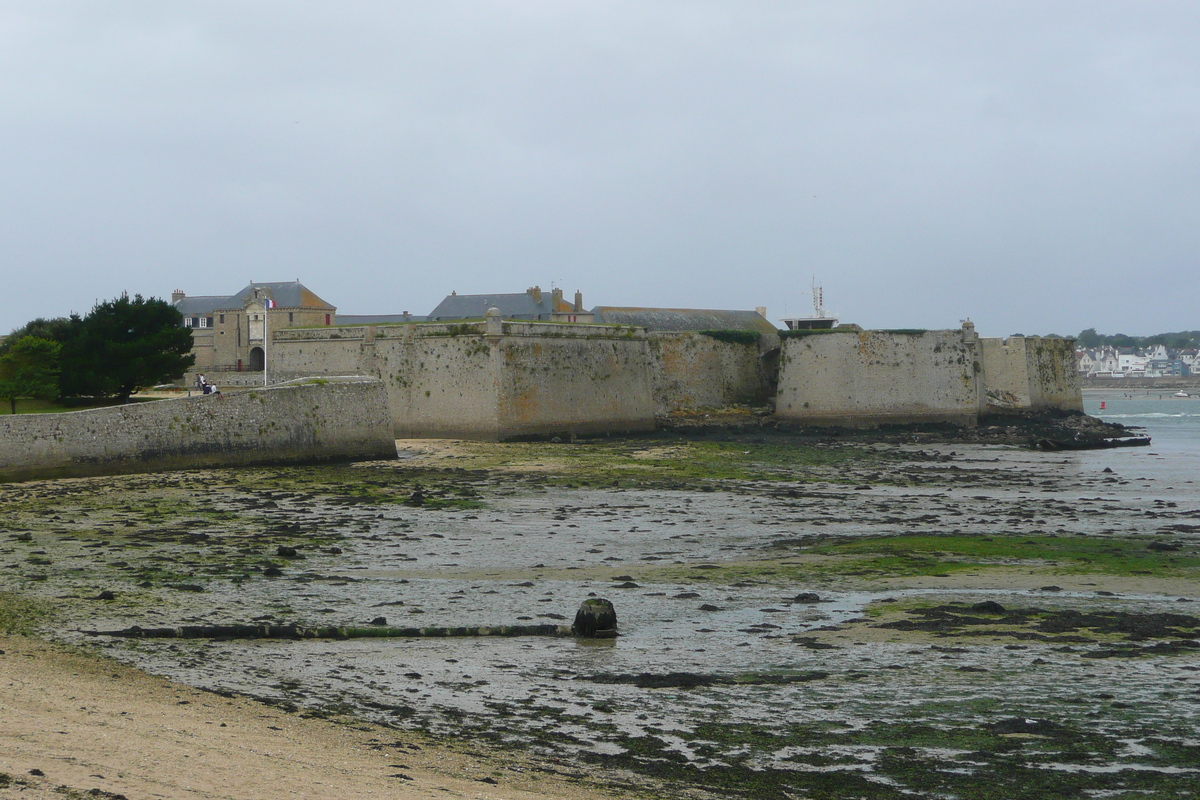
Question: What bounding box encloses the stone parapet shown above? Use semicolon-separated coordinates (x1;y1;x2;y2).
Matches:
0;378;395;482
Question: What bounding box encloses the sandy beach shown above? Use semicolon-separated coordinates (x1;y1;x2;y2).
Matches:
0;635;615;800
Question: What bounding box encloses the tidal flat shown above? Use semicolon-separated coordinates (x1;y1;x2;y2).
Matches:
2;432;1198;799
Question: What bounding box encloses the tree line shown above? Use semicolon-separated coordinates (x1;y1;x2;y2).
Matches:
1073;329;1200;350
0;294;195;413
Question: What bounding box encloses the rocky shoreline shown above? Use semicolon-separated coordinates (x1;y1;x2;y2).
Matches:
2;428;1197;799
657;406;1147;450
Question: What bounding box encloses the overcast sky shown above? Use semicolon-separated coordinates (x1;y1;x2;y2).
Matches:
2;2;1197;338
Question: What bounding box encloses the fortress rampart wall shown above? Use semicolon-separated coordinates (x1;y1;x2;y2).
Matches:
0;378;395;482
494;332;655;439
647;332;777;414
980;336;1083;412
272;321;655;440
267;322;1081;439
774;328;985;427
1023;337;1084;411
0;323;1087;482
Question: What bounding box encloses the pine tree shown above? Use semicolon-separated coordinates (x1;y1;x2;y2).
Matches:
58;294;195;402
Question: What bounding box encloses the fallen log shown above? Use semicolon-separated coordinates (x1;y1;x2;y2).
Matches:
85;623;572;640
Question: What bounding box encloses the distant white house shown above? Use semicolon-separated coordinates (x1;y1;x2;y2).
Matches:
1118;351;1148;376
1077;350;1095;375
1079;342;1195;378
1091;348;1120;377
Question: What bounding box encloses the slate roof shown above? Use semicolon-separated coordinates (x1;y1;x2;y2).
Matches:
173;281;334;316
428;290;571;321
227;281;334;309
589;307;777;334
174;295;229;316
336;313;428;325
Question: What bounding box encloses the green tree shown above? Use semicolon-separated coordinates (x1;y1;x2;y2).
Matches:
59;294;195;402
0;336;62;413
0;317;74;356
1075;328;1101;348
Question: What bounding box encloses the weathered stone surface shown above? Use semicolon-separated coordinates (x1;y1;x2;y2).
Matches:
573;598;618;638
267;321;1084;439
775;327;985;428
0;378;395;483
271;321;656;441
980;335;1082;413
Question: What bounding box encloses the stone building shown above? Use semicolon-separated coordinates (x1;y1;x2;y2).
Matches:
172;281;336;386
428;286;592;323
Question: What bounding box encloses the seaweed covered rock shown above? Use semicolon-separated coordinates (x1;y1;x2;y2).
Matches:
573;598;618;638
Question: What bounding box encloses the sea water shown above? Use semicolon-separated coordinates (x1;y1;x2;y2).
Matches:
1081;388;1200;488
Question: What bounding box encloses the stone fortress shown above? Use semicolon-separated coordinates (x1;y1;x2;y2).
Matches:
173;281;1083;441
0;282;1081;482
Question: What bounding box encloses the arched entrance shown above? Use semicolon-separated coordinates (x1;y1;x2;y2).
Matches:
248;347;265;371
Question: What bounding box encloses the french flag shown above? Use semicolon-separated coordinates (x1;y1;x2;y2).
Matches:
263;298;275;309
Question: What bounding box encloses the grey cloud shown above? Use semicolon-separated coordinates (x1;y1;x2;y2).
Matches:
1;1;1197;336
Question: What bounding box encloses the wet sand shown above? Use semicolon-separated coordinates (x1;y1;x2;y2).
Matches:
0;635;617;800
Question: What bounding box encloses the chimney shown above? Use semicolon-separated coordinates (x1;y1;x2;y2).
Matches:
528;285;542;303
552;287;563;308
574;290;583;312
755;306;767;319
172;290;185;304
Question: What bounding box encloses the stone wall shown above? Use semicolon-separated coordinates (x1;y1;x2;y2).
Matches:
379;327;502;439
261;321;1084;437
1081;376;1200;390
981;336;1083;412
1026;338;1083;411
495;330;655;439
775;327;985;427
0;378;395;482
272;321;656;440
647;332;777;414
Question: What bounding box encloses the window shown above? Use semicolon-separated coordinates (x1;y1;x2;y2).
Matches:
219;314;225;324
198;317;210;328
288;312;294;323
325;313;331;325
184;317;193;328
